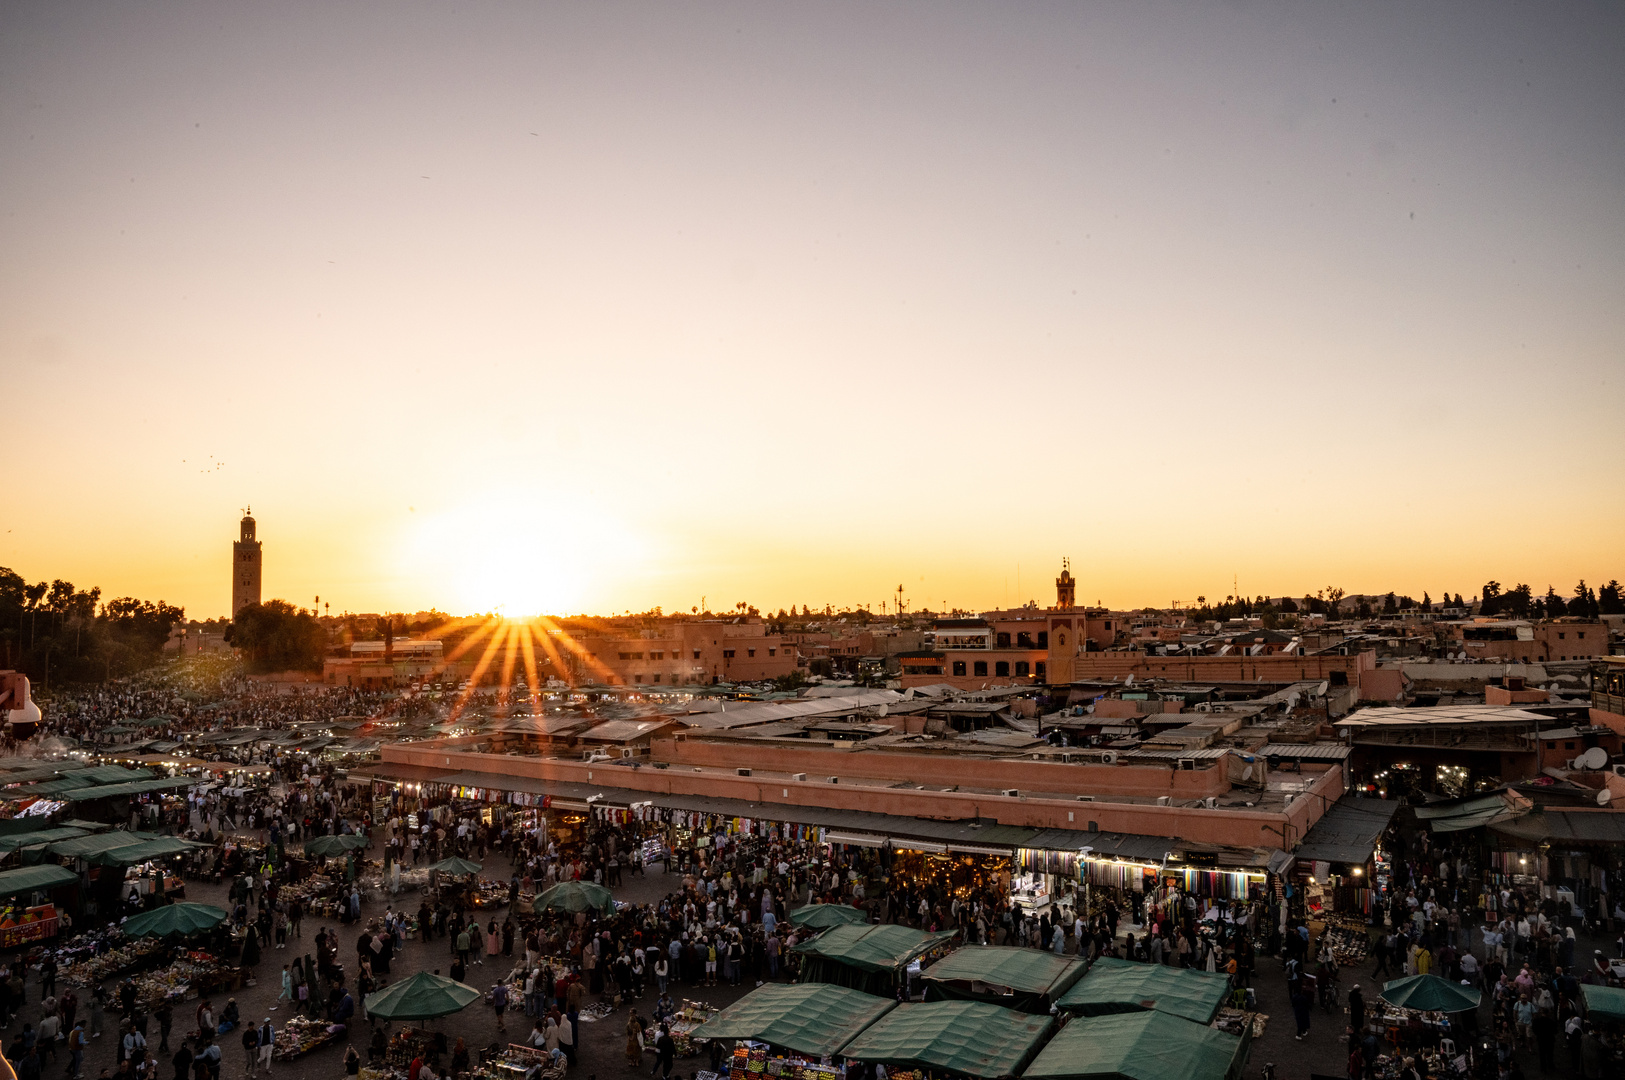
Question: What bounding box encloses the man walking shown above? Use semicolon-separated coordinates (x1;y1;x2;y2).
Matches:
256;1020;274;1077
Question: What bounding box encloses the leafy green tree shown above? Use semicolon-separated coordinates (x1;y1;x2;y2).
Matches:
228;600;326;672
1600;580;1623;615
1481;581;1503;616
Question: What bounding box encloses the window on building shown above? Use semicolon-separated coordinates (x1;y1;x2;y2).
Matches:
974;661;988;677
1579;632;1586;639
634;674;643;683
650;651;664;660
1559;632;1566;640
723;650;735;659
1015;661;1029;676
996;633;1011;648
748;649;756;658
1038;631;1048;648
1035;662;1046;678
1565;742;1576;750
995;661;1010;677
1058;633;1066;647
952;661;967;677
692;650;701;660
617;651;645;661
768;648;776;656
652;673;661;683
1017;632;1032;648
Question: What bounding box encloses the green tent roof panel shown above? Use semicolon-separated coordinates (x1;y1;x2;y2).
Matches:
1024;1010;1247;1080
794;924;959;975
841;1000;1052;1080
1582;985;1625;1023
922;947;1086;1011
46;831;160;859
1056;958;1231;1025
691;984;895;1057
0;864;79;896
787;904;870;929
89;837;205;867
0;827;88;852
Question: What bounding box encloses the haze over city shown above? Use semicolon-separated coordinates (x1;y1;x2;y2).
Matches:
3;1;1622;619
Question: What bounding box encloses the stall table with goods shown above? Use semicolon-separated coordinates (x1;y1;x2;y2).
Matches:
469;1044;564;1080
670;1000;722;1056
272;1014;344;1061
1316;914;1372;966
131;951;244;1010
729;1042;844;1080
59;934;166;987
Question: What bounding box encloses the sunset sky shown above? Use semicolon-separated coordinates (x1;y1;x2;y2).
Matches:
3;2;1622;619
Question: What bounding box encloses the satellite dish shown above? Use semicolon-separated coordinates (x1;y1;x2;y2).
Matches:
1582;747;1608;770
1124;674;1135;687
1315;681;1329;697
877;704;889;718
1241;765;1254;781
902;689;915;702
1598;787;1613;806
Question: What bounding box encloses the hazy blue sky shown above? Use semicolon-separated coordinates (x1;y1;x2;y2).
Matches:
3;2;1622;616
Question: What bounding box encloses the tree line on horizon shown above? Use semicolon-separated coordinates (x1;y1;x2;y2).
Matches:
0;567;184;691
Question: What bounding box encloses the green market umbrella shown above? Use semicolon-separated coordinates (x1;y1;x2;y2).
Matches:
788;904;871;929
1381;974;1482;1014
533;881;614;914
304;834;368;857
363;971;482;1020
122;902;229;940
427;856;483;876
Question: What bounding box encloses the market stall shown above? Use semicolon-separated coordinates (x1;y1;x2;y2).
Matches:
786;904;868;930
532;881;613;915
1375;975;1480;1058
793;924;959;997
1054;958;1231;1026
691;983;897;1058
1023;1009;1248;1080
919;947;1085;1014
839;1000;1053;1080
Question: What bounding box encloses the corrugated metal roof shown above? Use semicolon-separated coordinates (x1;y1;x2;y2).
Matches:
1257;743;1352;761
1292;797;1400;864
680;692;901;731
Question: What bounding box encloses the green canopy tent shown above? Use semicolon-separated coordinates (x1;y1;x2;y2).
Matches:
0;864;79;897
533;881;614;914
1023;1010;1248;1080
121;902;228;939
0;827;88;852
364;971;482;1020
794;924;959;997
1056;958;1232;1025
690;984;896;1057
1582;985;1625;1023
921;947;1087;1014
840;1000;1053;1080
88;837;206;867
1380;975;1482;1014
304;834;369;857
426;857;483;876
787;904;870;930
43;831;160;860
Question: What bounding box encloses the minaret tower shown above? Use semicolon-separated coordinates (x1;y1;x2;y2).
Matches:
232;508;263;616
1055;558;1075;611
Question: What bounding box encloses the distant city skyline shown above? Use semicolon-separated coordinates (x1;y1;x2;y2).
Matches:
3;2;1621;619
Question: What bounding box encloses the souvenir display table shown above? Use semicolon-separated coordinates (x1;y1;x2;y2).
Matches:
130;951;244;1009
60;934;166;987
670;999;721;1056
470;1044;561;1080
271;1014;343;1061
1319;914;1372;966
